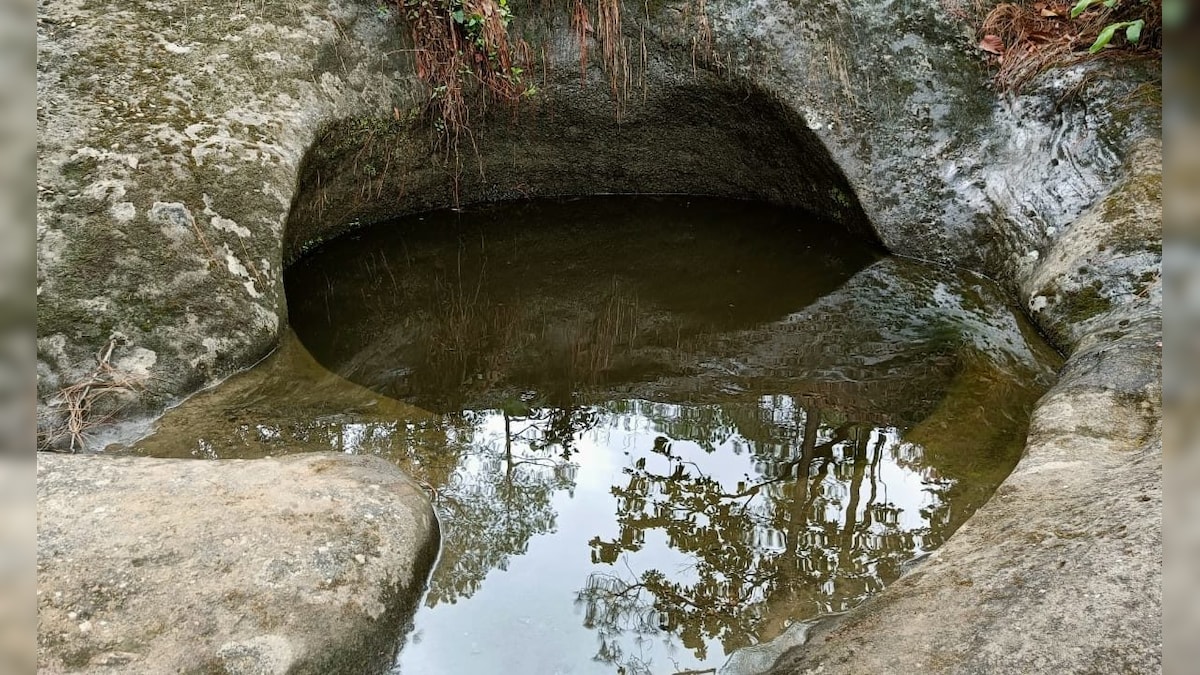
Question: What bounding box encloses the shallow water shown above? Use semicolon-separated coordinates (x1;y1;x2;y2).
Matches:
133;196;1061;675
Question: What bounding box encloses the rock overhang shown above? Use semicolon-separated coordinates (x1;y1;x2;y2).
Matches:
35;0;1161;671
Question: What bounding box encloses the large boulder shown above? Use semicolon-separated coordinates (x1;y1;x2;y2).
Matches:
36;0;1160;430
36;453;440;674
762;140;1162;674
35;0;422;441
36;0;1161;671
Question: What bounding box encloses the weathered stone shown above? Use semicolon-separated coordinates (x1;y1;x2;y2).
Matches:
692;0;1160;284
36;0;423;437
763;140;1162;675
1024;138;1162;352
36;453;439;674
36;0;1161;671
719;617;828;675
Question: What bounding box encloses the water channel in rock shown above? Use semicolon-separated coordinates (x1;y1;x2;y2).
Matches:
132;196;1061;675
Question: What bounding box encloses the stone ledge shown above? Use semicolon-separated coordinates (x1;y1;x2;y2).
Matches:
36;453;440;674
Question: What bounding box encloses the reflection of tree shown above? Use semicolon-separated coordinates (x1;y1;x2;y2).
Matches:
599;400;742;454
580;399;952;666
576;570;664;675
425;402;599;606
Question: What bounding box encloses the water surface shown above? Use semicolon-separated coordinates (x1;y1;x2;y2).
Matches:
134;197;1060;675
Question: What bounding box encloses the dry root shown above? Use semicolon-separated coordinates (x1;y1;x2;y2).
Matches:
399;0;530;142
40;340;145;453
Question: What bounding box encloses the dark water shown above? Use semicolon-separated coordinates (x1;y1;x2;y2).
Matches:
134;197;1060;675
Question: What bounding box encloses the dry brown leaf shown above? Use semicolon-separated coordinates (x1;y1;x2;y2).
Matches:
979;34;1006;54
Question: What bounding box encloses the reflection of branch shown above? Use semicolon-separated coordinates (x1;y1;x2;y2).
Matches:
739;423;851;494
508;457;566;470
651;583;708;612
589;573;648;600
509;422;546;438
578;571;661;636
641;423;852;510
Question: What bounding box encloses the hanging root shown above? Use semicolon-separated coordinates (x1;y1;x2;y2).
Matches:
572;0;592;84
596;0;625;96
396;0;532;147
568;0;634;112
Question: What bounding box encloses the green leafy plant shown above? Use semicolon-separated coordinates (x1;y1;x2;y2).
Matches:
1088;18;1144;51
1069;0;1147;53
1069;0;1117;17
978;0;1160;90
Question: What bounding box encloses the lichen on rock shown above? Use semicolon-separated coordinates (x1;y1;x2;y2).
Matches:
36;0;424;447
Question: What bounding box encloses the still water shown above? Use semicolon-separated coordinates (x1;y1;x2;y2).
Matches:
134;197;1060;675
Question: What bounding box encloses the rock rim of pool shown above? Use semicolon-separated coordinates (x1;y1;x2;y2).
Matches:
764;143;1163;674
36;453;440;675
35;0;1161;671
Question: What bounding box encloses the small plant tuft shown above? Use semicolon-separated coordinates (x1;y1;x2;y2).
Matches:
974;0;1161;90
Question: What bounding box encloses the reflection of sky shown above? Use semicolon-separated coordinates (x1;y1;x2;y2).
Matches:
392;397;950;675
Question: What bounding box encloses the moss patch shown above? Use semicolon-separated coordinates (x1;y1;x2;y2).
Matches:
1058;281;1113;323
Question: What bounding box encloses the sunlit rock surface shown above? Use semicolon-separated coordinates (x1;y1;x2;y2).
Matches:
36;453;439;674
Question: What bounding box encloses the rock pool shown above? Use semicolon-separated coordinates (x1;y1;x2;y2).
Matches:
133;196;1061;674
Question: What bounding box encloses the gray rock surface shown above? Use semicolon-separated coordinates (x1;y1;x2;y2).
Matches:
694;0;1159;283
36;0;423;439
720;618;825;675
36;0;1161;672
36;453;440;674
763;140;1162;675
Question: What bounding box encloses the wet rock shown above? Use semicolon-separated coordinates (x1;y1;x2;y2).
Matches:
37;0;1161;670
763;140;1162;675
36;453;439;674
35;0;422;441
719;618;822;675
